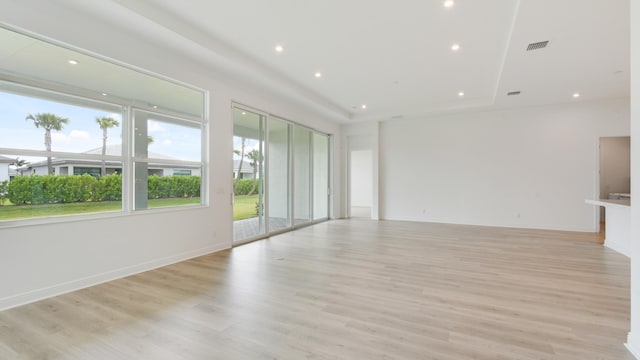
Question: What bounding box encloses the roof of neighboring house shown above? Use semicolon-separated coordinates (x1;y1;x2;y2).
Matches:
24;144;184;169
233;159;257;173
0;155;15;164
82;144;179;160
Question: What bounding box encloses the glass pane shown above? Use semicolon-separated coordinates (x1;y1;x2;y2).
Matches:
0;83;125;222
313;133;329;220
268;117;290;232
133;110;202;210
144;115;202;162
233;107;265;241
0;154;123;221
0;86;122;156
294;126;311;225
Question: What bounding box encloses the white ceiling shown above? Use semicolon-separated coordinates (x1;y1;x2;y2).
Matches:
12;0;634;123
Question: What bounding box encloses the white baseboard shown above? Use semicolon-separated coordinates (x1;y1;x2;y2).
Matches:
604;239;631;257
626;332;640;359
0;244;228;311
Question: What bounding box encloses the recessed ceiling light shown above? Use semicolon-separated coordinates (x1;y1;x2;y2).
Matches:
314;72;322;78
458;91;465;97
68;59;78;65
451;43;460;51
444;0;455;8
573;93;580;98
241;111;246;115
275;45;284;53
152;105;158;109
361;104;367;109
101;93;108;96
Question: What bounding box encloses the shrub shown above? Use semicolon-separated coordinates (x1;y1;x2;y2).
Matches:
234;179;254;195
148;175;200;199
0;180;8;205
148;175;169;199
8;175;42;204
6;174;199;205
174;175;200;198
100;174;122;201
7;174;101;204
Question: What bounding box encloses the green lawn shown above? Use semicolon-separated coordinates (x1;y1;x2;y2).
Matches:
0;197;201;221
0;195;258;222
148;197;200;208
234;194;259;221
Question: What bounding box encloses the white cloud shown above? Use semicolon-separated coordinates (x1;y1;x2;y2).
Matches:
108;113;122;122
51;132;69;142
148;120;167;133
162;139;173;145
70;130;90;139
51;130;90;143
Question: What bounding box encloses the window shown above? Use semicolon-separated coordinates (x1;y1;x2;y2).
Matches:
73;167;103;177
0;26;206;224
0;83;124;221
133;110;203;210
173;169;192;176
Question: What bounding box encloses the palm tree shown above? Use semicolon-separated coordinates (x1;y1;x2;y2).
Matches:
246;149;262;196
233;137;246;194
95;116;120;176
25;113;69;175
10;157;28;167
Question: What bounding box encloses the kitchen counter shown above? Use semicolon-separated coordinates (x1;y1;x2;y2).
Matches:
585;199;630;257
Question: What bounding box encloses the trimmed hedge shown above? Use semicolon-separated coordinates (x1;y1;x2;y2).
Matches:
0;180;8;205
101;174;122;201
147;175;200;199
6;174;200;205
7;174;101;205
234;178;262;195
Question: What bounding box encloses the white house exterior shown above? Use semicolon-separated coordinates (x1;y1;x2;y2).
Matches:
0;155;12;182
233;159;257;179
17;145;201;177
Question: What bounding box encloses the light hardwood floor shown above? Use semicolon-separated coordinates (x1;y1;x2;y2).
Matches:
0;220;632;359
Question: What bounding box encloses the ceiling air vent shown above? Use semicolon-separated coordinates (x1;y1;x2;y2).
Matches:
507;91;521;96
526;41;549;51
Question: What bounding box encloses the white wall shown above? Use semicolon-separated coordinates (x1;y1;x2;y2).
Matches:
627;1;640;357
380;98;630;232
350;150;373;207
0;2;342;310
0;163;8;182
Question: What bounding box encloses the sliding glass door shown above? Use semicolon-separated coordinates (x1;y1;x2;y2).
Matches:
293;127;311;225
268;117;291;232
232;107;265;242
232;104;330;243
313;133;330;221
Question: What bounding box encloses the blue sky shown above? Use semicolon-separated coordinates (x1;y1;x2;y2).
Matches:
0;91;201;162
233;136;260;160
